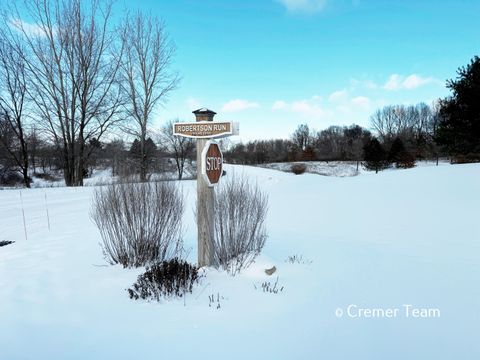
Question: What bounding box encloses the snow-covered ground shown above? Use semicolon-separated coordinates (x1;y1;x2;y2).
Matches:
259;160;361;176
258;159;450;177
27;162;197;188
1;163;479;359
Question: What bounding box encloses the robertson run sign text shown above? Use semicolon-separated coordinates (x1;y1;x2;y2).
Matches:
173;121;238;138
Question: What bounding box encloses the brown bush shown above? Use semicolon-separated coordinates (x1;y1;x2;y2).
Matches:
290;163;307;175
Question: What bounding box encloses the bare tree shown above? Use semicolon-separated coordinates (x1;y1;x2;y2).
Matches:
370;106;398;142
120;13;179;182
26;125;40;173
291;123;312;150
6;0;125;186
370;104;433;143
344;124;371;170
429;100;443;165
104;138;126;176
314;125;346;160
0;36;30;187
160;119;194;180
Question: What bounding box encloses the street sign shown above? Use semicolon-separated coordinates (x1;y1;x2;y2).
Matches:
173;121;239;139
201;140;223;187
172;108;238;267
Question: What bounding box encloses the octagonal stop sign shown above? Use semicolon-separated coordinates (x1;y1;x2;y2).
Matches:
201;140;223;187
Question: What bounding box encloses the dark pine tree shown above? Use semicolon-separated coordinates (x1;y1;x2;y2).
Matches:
388;137;405;163
363;138;388;173
129;138;157;177
389;137;415;169
436;56;480;161
130;138;157;158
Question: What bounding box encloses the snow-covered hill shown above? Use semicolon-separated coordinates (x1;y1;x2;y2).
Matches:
1;163;479;359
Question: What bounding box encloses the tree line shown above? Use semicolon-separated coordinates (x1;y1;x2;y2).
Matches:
226;55;480;171
225;102;439;168
362;56;480;172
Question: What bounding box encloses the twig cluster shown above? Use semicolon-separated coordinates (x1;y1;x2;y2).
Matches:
254;276;284;294
208;292;225;310
285;254;313;265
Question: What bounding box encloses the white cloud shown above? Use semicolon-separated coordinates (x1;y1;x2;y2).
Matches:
351;96;371;109
328;90;348;103
383;74;402;90
272;97;327;119
383;74;436;91
402;74;434;89
277;0;328;13
9;18;47;37
222;99;259;112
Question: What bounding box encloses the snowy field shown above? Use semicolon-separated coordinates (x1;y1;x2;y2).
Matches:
24;162;197;189
1;163;479;359
259;160;361;176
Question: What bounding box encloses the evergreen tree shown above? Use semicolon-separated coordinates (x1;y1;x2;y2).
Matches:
436;56;480;161
363;138;388;173
130;138;157;159
388;138;405;163
129;138;157;178
389;137;416;169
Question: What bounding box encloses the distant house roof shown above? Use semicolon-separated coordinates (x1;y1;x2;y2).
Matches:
192;108;217;115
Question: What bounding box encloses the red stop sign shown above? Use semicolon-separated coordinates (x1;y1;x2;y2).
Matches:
202;141;223;186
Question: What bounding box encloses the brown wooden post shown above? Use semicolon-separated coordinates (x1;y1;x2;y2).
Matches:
194;108;216;267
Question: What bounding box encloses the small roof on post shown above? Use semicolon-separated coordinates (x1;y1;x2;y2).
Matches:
193;108;216;122
192;108;217;115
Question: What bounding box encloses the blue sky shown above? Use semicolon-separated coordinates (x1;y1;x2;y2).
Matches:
19;0;480;141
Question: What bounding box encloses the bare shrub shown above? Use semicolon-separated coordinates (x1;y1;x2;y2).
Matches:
91;181;184;267
127;258;201;301
290;163;307;175
213;174;268;275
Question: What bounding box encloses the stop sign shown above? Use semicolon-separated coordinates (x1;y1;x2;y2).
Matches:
201;140;223;187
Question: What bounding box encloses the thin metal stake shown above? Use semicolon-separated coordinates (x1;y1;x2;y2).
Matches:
44;192;50;231
20;191;27;241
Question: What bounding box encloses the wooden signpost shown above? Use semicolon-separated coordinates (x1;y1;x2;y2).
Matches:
173;108;238;267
